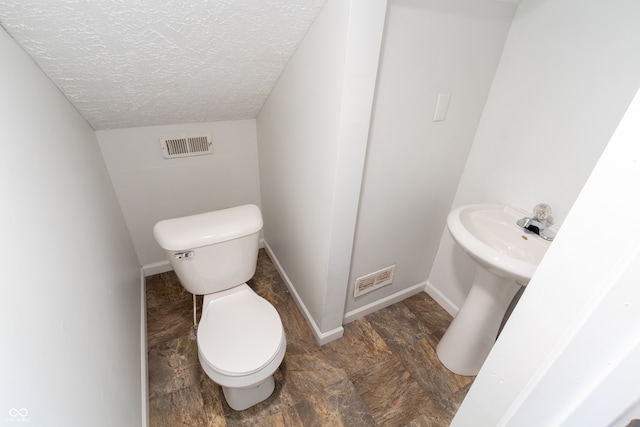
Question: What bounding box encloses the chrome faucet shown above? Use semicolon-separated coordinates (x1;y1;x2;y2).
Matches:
516;203;556;241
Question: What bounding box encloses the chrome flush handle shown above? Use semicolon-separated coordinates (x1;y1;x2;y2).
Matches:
174;251;194;259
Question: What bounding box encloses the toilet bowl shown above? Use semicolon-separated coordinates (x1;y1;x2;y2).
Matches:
153;204;287;411
197;284;286;410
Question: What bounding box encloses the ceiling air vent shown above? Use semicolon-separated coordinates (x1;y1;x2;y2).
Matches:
159;133;213;159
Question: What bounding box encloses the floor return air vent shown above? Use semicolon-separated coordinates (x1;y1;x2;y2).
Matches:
354;265;396;297
159;133;213;159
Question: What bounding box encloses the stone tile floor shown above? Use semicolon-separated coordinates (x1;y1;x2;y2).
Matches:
146;250;473;426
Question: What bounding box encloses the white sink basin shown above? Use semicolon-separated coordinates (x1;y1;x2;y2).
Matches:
447;203;551;285
437;203;554;375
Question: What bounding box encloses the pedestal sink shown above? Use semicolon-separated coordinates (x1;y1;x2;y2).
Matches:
436;203;553;375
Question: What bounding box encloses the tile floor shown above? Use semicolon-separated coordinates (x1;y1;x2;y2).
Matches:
146;250;473;426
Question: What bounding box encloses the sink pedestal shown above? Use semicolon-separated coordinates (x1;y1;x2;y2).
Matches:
436;266;520;376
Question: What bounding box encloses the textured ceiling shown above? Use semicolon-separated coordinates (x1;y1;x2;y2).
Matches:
0;0;326;130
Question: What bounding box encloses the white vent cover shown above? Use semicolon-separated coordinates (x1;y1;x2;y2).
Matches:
354;265;396;297
159;134;213;159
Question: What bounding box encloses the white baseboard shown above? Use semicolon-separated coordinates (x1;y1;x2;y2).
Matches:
263;241;344;346
140;269;149;427
142;260;172;277
343;281;428;324
425;279;459;317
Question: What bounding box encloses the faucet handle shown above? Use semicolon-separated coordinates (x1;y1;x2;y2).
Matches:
533;203;552;223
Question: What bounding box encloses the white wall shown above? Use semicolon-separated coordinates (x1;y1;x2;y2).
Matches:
428;0;640;313
257;0;387;343
96;119;260;268
345;0;516;320
453;85;640;427
0;28;142;427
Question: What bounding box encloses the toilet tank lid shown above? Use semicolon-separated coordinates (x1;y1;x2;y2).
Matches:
153;204;263;251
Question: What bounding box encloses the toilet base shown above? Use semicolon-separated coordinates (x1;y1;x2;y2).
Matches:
222;375;275;411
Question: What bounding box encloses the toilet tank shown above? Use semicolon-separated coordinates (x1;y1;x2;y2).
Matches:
153;204;263;295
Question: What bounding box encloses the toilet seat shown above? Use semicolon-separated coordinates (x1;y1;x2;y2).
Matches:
198;285;285;378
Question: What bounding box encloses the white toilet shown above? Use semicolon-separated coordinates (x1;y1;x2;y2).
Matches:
153;204;286;411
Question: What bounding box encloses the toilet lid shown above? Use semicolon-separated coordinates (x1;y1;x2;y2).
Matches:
198;289;284;376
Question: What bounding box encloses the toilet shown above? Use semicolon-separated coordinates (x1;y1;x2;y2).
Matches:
153;204;286;411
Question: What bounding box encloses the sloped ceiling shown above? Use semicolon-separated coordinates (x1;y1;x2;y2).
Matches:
0;0;326;130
